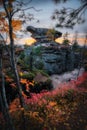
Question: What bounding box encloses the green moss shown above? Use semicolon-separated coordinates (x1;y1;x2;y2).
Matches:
33;46;42;56
34;61;44;70
19;51;25;60
33;69;49;77
20;72;35;81
6;70;15;79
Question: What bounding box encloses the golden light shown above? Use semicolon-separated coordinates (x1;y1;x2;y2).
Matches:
55;37;86;45
55;38;63;44
25;38;36;45
78;38;86;45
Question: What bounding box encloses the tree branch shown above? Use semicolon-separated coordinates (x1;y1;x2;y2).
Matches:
2;0;10;19
22;6;42;12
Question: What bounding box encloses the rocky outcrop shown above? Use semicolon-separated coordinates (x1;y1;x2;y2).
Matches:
24;42;80;75
27;26;62;42
25;26;80;75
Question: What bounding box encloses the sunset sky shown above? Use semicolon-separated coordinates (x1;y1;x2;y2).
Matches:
17;0;87;45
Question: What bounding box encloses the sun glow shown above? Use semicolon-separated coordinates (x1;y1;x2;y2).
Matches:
25;38;36;45
55;37;86;45
55;38;63;44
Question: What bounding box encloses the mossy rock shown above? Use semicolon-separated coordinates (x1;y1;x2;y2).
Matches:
20;72;35;81
29;72;53;93
33;69;49;77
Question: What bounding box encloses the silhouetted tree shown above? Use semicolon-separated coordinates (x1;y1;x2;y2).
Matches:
82;31;87;70
72;31;79;49
46;28;57;41
62;32;70;45
52;0;87;28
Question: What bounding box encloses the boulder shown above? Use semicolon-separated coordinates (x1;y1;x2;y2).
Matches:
34;72;49;83
30;72;53;93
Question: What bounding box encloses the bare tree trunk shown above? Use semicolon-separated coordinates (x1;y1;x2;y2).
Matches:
8;18;25;108
0;49;15;130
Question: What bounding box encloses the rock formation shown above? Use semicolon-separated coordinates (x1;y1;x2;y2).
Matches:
27;26;62;42
25;26;80;75
24;43;80;75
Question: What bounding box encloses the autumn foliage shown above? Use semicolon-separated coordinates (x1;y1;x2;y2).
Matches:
0;72;87;130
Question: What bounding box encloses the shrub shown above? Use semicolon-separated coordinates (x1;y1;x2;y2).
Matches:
34;61;44;70
84;63;87;71
6;70;15;79
33;69;49;77
64;89;74;101
33;46;42;56
20;72;35;81
62;39;70;45
19;52;25;60
17;59;30;71
1;72;87;130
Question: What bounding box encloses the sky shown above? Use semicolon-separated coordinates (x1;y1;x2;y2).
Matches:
17;0;87;45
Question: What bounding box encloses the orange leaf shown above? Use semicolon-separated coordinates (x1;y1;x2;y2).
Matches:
12;20;22;31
